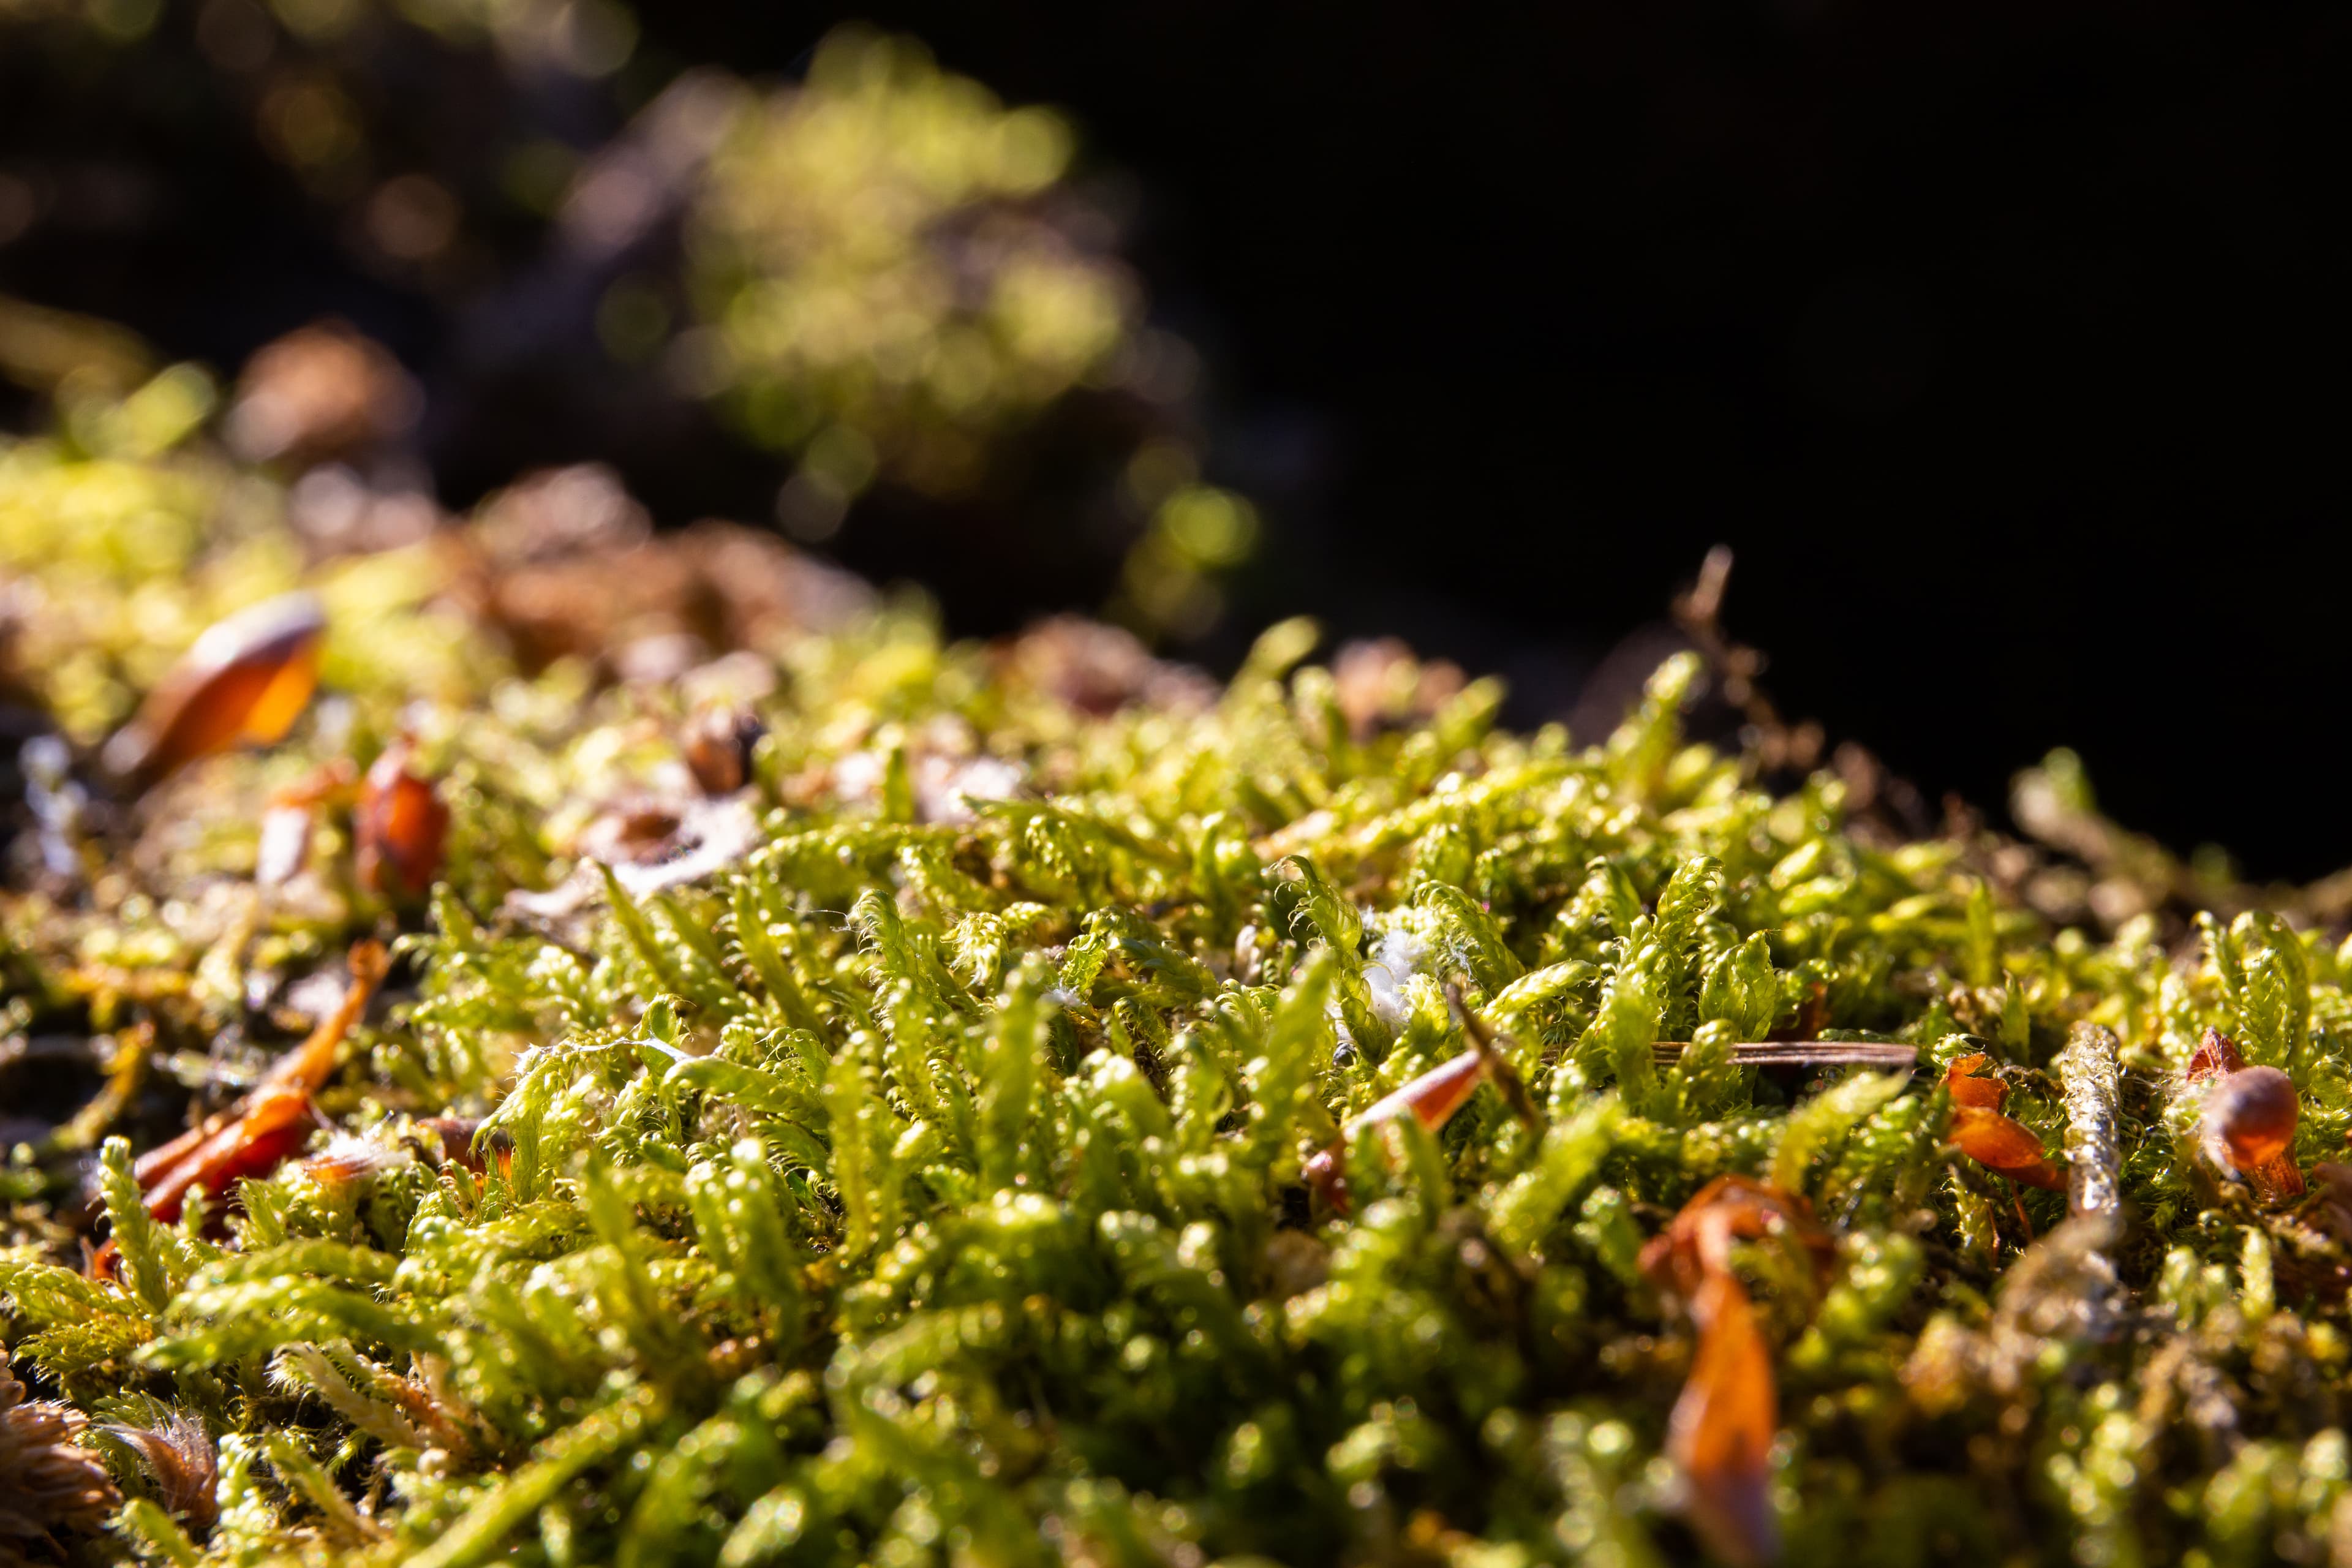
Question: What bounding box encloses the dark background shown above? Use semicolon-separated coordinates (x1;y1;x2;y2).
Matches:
5;1;2349;875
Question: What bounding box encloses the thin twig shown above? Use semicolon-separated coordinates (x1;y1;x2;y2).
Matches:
2055;1021;2124;1338
1671;545;1822;774
1649;1041;1919;1069
1447;982;1544;1130
2059;1022;2123;1221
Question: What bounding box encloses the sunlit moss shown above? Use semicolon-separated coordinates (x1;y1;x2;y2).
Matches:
10;377;2352;1567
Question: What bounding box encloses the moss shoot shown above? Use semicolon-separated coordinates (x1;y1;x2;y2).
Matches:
9;372;2352;1567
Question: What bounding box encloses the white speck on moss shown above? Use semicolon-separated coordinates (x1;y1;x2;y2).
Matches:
1363;929;1430;1030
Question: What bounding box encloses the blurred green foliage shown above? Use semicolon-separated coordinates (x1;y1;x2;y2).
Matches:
0;1;1259;645
688;30;1125;500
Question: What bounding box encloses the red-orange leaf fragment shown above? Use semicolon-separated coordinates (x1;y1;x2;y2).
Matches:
1950;1106;2067;1191
2186;1025;2247;1084
1303;1048;1491;1213
2201;1061;2304;1202
130;940;388;1223
1943;1055;2065;1191
2180;1028;2304;1201
1673;1270;1778;1568
1304;997;1537;1214
100;592;326;785
137;1089;318;1226
1640;1176;1833;1567
355;739;449;899
1943;1053;2007;1109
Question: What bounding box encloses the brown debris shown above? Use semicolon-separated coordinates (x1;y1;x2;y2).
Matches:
100;1411;218;1530
225;320;422;468
504;794;766;925
682;704;766;796
255;759;358;889
993;615;1216;716
1330;637;1467;740
439;467;871;674
1669;545;1822;777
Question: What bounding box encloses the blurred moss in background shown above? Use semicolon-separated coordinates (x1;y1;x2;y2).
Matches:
0;1;1262;647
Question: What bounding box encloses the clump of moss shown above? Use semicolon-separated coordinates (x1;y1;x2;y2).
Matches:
9;372;2352;1568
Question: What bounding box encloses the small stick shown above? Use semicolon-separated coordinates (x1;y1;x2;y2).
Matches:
1650;1041;1920;1069
2058;1022;2123;1221
1447;982;1543;1131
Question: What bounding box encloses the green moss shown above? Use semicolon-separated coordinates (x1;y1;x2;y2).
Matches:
9;376;2352;1566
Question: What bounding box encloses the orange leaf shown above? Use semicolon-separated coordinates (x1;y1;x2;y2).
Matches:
1950;1104;2064;1191
1671;1270;1779;1567
1943;1053;2006;1109
1643;1177;1830;1565
1305;1039;1501;1216
140;1088;316;1224
356;741;450;899
130;941;387;1223
100;593;326;785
